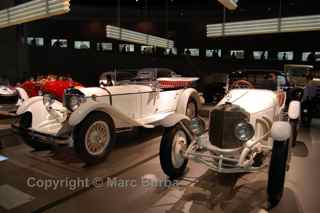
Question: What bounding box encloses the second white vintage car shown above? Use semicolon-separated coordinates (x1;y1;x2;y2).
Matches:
0;85;28;116
13;68;201;164
159;71;301;207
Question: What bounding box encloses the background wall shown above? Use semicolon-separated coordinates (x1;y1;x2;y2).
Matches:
0;4;320;84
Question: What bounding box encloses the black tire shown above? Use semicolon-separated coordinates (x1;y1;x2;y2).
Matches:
301;100;312;126
74;112;115;165
186;97;198;119
160;124;190;179
22;134;51;151
290;120;298;147
267;140;289;207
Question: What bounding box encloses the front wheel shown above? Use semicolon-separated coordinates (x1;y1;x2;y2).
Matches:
267;140;289;207
74;112;115;165
160;124;190;179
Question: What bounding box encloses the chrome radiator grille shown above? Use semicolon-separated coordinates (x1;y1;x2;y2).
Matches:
209;104;248;149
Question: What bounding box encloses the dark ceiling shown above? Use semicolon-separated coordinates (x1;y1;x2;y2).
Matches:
10;0;320;18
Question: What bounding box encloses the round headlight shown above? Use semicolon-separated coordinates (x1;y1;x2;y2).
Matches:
191;118;205;136
43;94;54;107
234;121;255;142
69;95;81;111
64;88;85;111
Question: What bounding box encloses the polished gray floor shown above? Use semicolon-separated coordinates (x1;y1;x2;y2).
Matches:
0;119;319;213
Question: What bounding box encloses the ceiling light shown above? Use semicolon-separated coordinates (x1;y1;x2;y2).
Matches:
207;14;320;37
106;25;174;48
0;0;71;29
217;0;238;10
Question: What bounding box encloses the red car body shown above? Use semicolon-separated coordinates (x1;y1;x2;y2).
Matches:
41;80;82;99
20;79;82;100
20;80;40;98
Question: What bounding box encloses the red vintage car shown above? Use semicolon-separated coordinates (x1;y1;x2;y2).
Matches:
20;76;82;100
41;79;82;99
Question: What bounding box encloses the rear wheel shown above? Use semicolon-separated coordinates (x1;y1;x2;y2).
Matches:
74;112;115;165
160;124;190;179
267;140;289;207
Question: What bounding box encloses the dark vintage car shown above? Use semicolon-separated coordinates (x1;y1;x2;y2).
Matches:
301;78;320;126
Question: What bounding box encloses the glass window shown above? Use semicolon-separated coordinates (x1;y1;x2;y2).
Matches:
253;51;268;60
141;45;153;54
315;52;320;62
206;49;221;58
27;37;44;47
74;41;90;49
278;51;294;61
97;42;112;51
230;50;245;59
184;48;199;56
302;52;312;62
164;48;177;56
119;44;134;53
51;39;68;48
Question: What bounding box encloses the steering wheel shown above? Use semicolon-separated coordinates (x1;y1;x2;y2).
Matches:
231;80;255;89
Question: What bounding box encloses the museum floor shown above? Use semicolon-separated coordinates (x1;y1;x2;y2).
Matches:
0;116;319;213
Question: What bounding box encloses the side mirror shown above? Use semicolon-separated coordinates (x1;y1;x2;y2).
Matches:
190;117;206;136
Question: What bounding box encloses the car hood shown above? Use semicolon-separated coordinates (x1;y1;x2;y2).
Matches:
80;85;154;97
218;89;277;114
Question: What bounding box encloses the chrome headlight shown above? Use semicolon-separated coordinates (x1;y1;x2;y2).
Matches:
64;88;86;111
68;95;83;111
43;94;55;107
190;117;206;136
234;121;255;142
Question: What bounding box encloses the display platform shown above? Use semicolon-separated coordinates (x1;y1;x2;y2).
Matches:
0;116;319;213
0;122;162;212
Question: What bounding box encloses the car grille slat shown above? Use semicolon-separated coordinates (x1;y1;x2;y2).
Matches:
209;104;248;149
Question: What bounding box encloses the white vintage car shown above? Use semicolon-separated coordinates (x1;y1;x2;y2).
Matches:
159;72;300;207
13;68;201;164
0;85;28;116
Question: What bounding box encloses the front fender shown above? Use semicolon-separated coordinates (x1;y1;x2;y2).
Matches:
16;87;29;102
16;96;42;115
159;113;190;128
288;100;300;120
176;88;200;114
68;101;154;128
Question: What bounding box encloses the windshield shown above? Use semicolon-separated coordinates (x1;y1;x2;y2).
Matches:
288;68;309;77
230;72;283;90
99;68;176;86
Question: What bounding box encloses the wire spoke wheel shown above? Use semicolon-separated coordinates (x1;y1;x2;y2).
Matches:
171;130;188;169
85;121;110;156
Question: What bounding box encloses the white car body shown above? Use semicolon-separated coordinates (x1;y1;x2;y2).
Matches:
0;85;28;115
14;72;200;146
160;87;296;174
